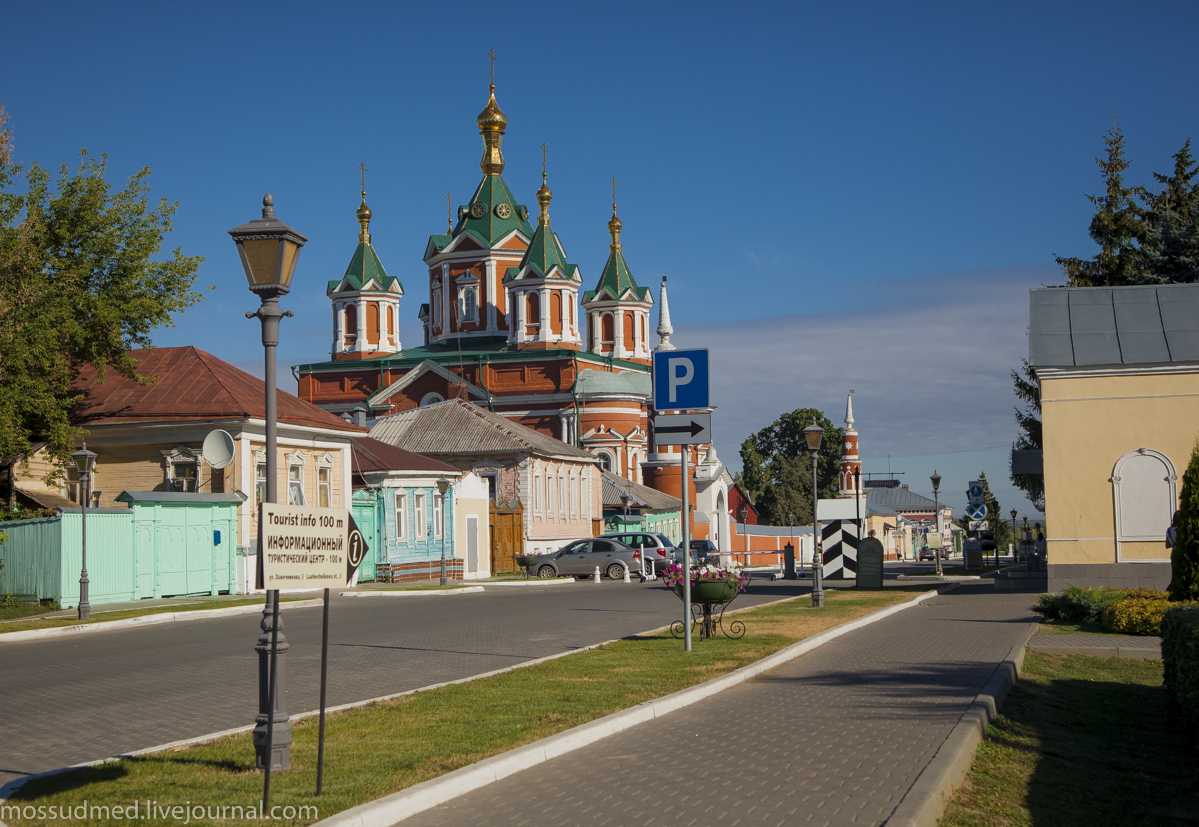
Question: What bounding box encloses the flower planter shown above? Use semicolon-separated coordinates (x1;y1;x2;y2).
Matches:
678;580;738;605
669;577;746;640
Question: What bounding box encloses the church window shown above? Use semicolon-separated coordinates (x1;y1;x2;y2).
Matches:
601;313;614;348
640;314;647;346
386;305;395;344
459;285;478;323
550;292;563;336
525;293;540;336
596;452;613;473
344;305;358;346
623;312;634;347
367;302;380;345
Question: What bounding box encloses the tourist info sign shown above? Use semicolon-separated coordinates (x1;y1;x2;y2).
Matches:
654;412;712;445
257;503;366;590
653;349;710;410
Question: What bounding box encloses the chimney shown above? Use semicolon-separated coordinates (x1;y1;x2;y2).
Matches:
352;405;368;427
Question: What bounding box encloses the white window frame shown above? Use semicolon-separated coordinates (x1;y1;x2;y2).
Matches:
415;492;427;539
316;455;333;508
1112;448;1177;561
569;473;577;520
287;454;306;506
549;474;557;521
558;472;566;519
162;447;201;493
533;474;541;518
255;461;267;504
395;491;408;540
581;475;590;520
458;285;478;323
434;493;444;538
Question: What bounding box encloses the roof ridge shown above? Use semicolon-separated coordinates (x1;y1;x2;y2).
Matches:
191;347;247;414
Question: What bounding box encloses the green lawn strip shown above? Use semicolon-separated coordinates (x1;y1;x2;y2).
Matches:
940;651;1198;826
0;603;52;622
0;596;314;633
6;588;923;826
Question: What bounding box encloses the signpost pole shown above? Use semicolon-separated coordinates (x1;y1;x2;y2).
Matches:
681;446;692;652
315;586;330;794
262;589;281;809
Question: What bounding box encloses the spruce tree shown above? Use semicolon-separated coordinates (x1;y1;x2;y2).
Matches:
1010;360;1043;504
1142;140;1199;284
1055;127;1148;287
1169;443;1199;601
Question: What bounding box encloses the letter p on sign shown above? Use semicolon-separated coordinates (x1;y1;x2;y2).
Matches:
653;348;709;410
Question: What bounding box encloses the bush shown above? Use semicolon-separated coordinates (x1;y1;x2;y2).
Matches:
1035;586;1133;626
1102;595;1173;635
1170;443;1199;601
1162;606;1199;744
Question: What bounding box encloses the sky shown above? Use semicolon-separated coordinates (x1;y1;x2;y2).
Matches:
5;0;1199;517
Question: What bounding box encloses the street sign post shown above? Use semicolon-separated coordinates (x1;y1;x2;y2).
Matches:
257;504;367;796
965;502;988;522
653;412;712;445
652;348;711;654
967;480;984;505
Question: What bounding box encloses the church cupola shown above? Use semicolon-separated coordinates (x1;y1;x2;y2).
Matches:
582;181;653;363
327;165;404;359
504;146;583;350
839;390;861;496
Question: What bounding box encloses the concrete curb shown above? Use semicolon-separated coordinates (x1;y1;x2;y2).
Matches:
317;588;942;827
480;578;576;587
884;624;1036;827
0;598;325;645
340;586;485;598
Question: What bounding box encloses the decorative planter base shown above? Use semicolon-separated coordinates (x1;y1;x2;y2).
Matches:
670;582;747;640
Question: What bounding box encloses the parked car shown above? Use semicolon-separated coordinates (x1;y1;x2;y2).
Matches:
917;546;937;562
525;538;643;580
979;530;997;553
674;539;718;566
602;531;675;572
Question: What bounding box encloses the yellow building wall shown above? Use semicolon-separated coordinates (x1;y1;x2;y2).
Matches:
1041;370;1198;568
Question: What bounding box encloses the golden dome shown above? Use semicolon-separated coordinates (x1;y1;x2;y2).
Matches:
357;194;372;244
476;83;508;132
478;82;508;175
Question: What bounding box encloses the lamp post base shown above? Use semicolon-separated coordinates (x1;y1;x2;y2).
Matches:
253;593;292;771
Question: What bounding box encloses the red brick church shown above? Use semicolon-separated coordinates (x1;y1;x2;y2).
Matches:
294;75;730;540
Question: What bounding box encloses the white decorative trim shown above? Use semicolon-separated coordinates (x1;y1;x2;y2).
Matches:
368;360;489;407
1035;363;1199;380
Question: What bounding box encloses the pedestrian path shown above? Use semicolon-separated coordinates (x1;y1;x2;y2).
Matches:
408;585;1038;827
1029;628;1161;659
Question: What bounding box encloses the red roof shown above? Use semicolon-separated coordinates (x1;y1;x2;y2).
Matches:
73;346;365;433
352;437;458;476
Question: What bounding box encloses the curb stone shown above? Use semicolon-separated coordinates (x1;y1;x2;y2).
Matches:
884;623;1036;827
316;588;942;826
340;586;485;598
0;598;324;645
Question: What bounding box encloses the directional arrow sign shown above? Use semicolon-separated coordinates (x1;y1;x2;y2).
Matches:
654;412;712;445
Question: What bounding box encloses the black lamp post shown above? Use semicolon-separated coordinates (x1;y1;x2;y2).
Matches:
230;194;307;775
71;442;97;620
1010;508;1018;564
804;424;824;608
437;478;451;585
930;469;942;577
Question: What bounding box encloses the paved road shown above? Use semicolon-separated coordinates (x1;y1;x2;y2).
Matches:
410;584;1038;827
0;579;810;785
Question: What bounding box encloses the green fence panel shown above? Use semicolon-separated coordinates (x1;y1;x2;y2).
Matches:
352;490;380;582
0;516;63;603
59;511;136;608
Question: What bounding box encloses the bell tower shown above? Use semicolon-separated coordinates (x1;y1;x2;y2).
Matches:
582;181;653;364
840;390;861;496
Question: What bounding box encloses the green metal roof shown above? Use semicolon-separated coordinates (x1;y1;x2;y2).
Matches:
583;246;651;304
575;368;652;396
428;174;533;256
294;340;651;377
504;221;581;283
328;241;403;295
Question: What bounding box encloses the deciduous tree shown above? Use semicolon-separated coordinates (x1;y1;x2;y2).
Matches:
737;408;842;526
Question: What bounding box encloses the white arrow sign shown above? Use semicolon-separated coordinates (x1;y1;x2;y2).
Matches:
653;412;712;445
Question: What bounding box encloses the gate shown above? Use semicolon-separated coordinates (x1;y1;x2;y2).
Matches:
351;490;380;582
489;502;523;574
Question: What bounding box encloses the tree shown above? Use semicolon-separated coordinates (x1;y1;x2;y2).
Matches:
737;408;843;526
1055;127;1149;287
1010;360;1043;504
1141;140;1199;284
1169;443;1199;601
958;471;1011;548
0;108;202;488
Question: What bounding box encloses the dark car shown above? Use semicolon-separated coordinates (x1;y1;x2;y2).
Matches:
525;538;642;580
918;547;937;562
979;530;997;552
673;539;718;566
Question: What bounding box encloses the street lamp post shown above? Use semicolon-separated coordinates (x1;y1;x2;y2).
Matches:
437;478;451;585
1010;508;1018;565
930;470;943;577
230;194;307;776
804;424;824;608
71;443;97;620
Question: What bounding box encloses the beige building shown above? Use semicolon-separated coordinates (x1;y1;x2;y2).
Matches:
7;347;365;591
1029;284;1199;590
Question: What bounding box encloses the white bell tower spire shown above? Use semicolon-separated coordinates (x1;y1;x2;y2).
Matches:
655;275;675;352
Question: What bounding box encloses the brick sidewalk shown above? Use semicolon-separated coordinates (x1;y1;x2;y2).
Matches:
1029;629;1161;659
409;585;1038;827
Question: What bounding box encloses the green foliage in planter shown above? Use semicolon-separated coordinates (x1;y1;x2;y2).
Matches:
1162;606;1199;744
1170;443;1199;601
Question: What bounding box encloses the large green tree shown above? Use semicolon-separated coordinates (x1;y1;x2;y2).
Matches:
0;108;202;500
737;408;843;526
1141;140;1199;284
1169;443;1199;601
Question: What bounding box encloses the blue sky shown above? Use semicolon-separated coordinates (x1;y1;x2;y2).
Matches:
6;0;1199;516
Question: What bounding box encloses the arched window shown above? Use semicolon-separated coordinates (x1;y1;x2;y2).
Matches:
344;305;357;347
1112;449;1177;546
459;285;478;323
526;292;540;336
595;451;613;473
386;305;395;344
366;302;380;345
601;313;614;348
550;292;563;335
640;313;647;347
623;311;635;347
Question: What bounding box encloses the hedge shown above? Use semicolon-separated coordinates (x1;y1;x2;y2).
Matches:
1162;606;1199;745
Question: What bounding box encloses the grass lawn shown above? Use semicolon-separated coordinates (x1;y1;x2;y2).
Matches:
941;651;1199;826
5;587;928;826
0;596;314;634
0;601;54;622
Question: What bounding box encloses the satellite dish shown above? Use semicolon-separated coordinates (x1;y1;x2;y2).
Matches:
202;429;235;470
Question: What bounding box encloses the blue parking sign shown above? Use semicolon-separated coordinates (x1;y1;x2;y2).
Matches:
653;349;710;410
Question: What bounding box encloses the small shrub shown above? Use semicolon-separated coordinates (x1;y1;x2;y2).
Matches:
1162;606;1199;745
1102;595;1173;635
1035;586;1129;626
